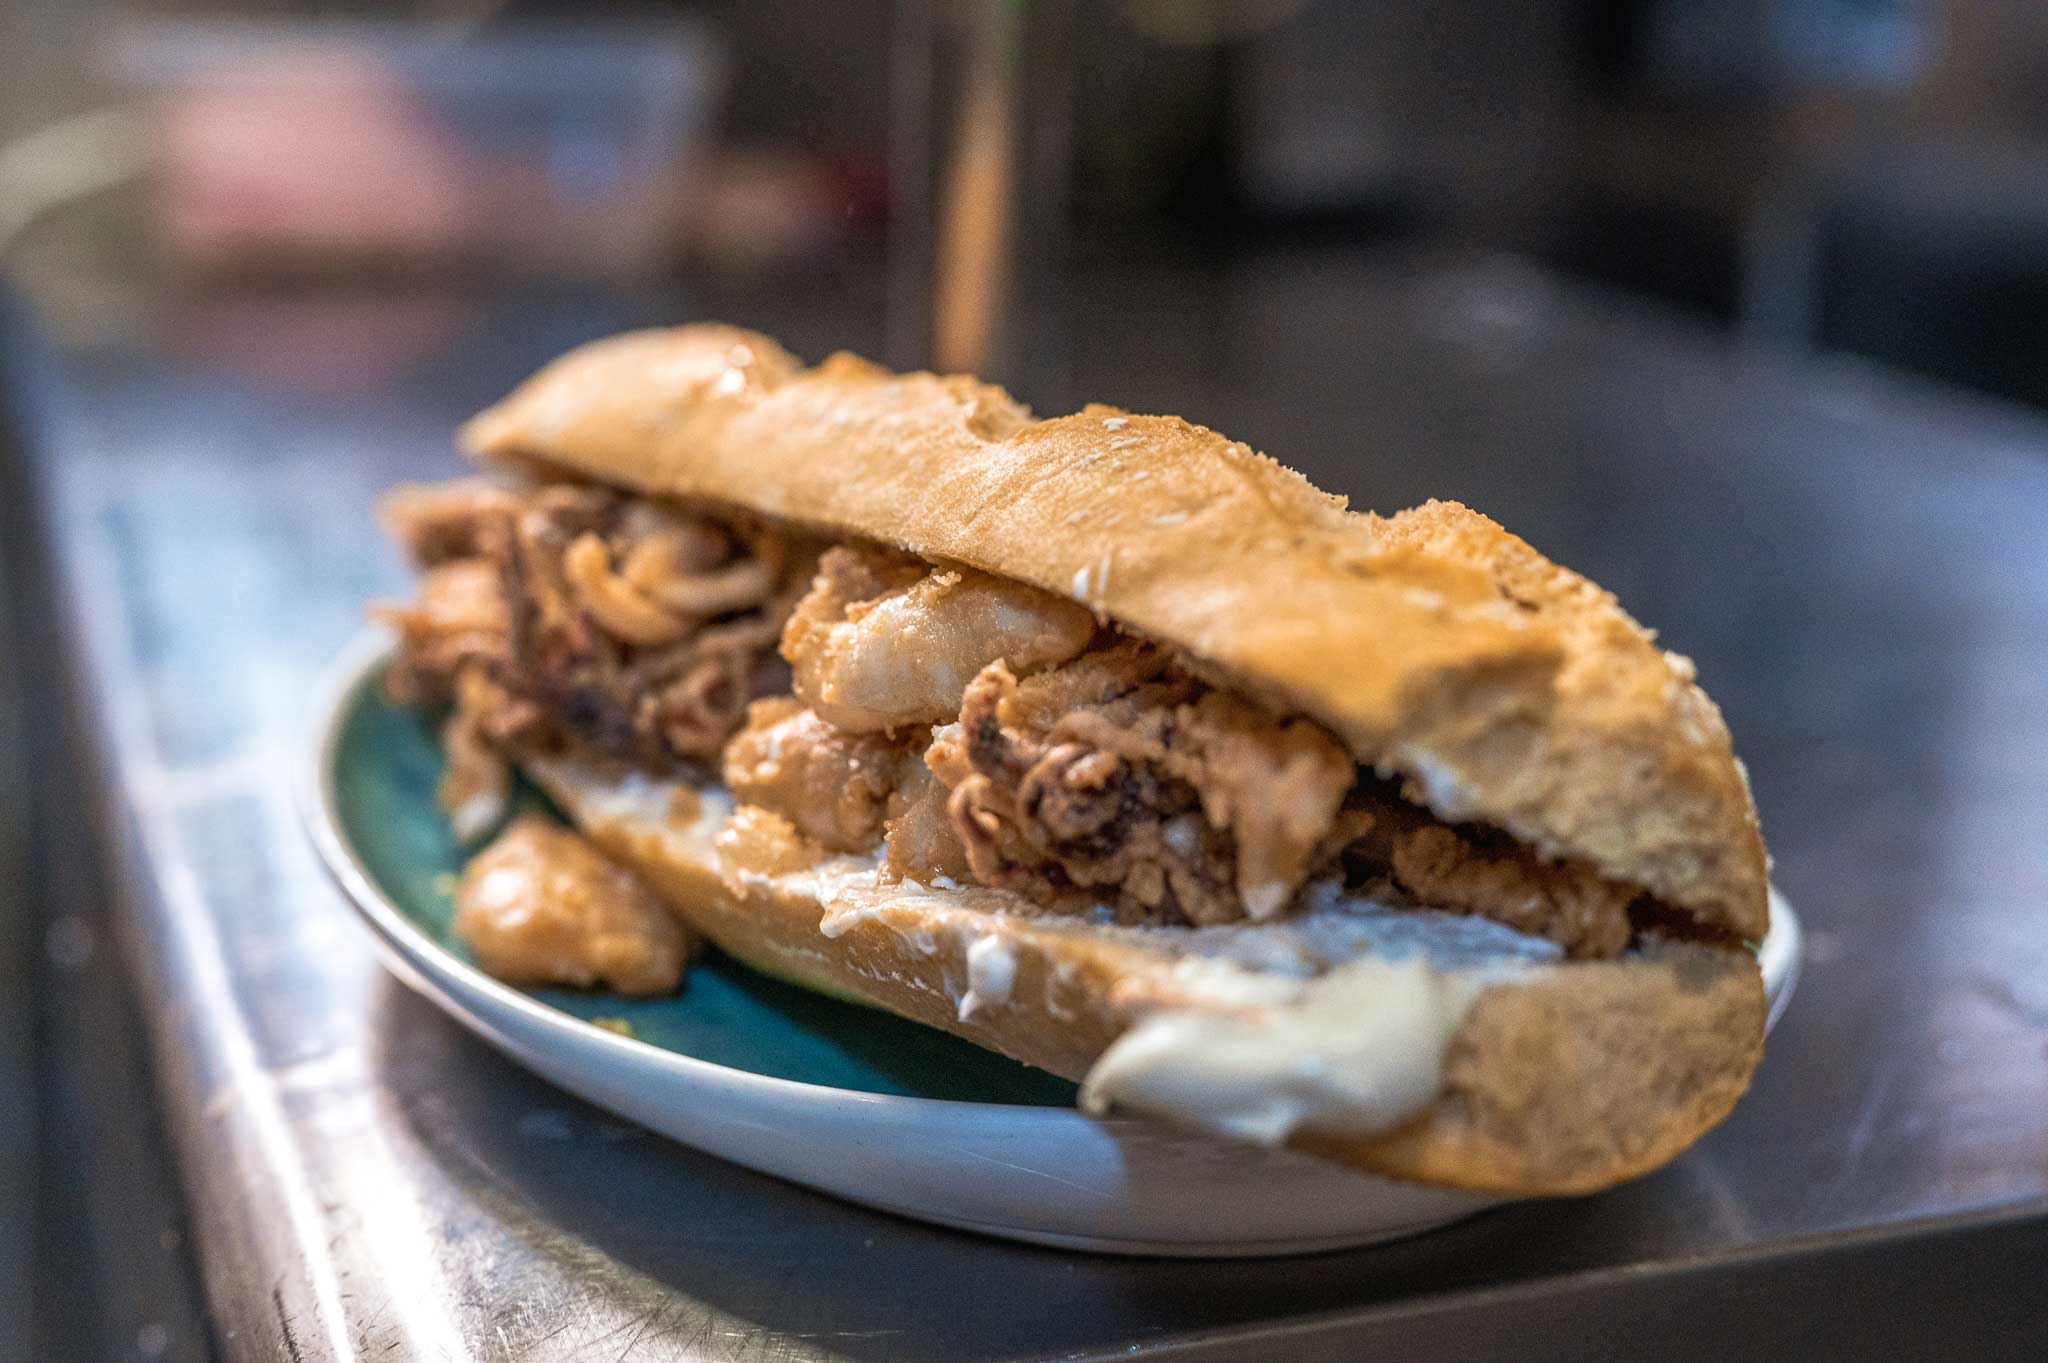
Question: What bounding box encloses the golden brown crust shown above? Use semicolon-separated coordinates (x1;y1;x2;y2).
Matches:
463;325;1767;941
532;758;1763;1195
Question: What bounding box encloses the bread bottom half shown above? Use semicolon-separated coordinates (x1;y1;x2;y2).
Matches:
526;756;1765;1196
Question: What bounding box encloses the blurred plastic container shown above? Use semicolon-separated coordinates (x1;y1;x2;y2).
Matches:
106;20;726;280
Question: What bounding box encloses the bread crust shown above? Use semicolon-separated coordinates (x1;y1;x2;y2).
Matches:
463;325;1768;941
533;757;1764;1196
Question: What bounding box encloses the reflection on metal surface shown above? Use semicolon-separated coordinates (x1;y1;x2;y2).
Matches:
73;560;387;1357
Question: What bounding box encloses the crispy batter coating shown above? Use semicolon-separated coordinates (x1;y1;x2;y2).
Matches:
782;545;1095;733
456;815;691;994
1367;808;1640;958
880;755;975;885
722;698;915;853
374;558;508;706
378;476;813;768
922;644;1355;926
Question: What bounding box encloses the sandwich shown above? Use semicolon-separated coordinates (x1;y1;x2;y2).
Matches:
372;323;1770;1196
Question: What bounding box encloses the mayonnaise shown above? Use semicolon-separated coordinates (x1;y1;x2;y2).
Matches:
956;933;1017;1021
1080;957;1505;1144
1078;898;1559;1144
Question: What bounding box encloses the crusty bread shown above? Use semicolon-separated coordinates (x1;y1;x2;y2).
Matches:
532;756;1765;1196
463;325;1769;942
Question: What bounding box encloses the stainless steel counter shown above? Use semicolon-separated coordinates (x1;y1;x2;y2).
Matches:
14;253;2048;1360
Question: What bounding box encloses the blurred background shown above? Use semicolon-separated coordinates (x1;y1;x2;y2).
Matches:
4;4;2048;1359
2;0;2048;405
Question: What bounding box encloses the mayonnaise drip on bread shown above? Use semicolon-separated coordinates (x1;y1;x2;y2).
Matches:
1082;958;1495;1144
957;934;1017;1020
1080;899;1559;1144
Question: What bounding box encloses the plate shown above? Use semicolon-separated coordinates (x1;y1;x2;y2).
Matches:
303;633;1801;1256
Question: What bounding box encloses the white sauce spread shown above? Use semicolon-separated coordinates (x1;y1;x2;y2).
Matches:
957;934;1017;1020
818;897;938;955
1079;956;1502;1145
1077;899;1559;1143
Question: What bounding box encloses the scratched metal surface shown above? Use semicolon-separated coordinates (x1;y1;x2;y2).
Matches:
15;254;2048;1361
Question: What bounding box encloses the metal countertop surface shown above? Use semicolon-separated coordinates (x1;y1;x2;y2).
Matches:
11;252;2048;1361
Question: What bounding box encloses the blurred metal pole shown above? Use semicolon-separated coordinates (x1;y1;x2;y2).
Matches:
932;0;1019;378
888;0;1072;396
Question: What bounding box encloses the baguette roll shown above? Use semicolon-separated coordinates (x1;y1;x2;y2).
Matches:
374;323;1770;1195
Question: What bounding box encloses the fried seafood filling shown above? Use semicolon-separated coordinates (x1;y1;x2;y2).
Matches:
764;546;1642;957
378;476;817;774
923;643;1357;927
457;816;691;994
383;483;1651;960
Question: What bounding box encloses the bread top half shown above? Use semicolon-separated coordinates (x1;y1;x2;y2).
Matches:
461;324;1769;942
